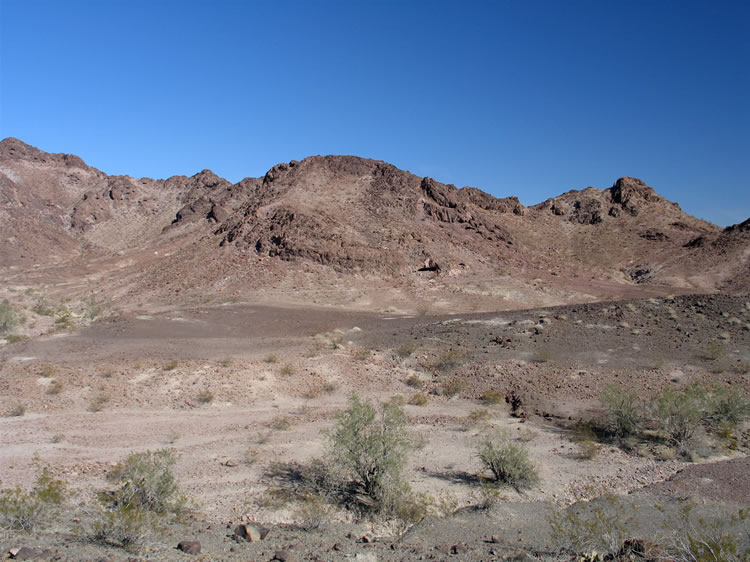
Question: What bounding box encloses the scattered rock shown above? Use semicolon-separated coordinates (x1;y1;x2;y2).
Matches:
272;550;293;562
234;522;270;542
177;540;201;555
450;544;468;555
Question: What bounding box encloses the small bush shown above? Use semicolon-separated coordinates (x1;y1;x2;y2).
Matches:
39;364;56;377
404;374;423;388
82;293;103;320
8;404;26;417
0;467;66;532
89;503;151;551
269;416;292;431
195;389;214;404
699;342;725;361
162;360;178;371
88;394;110;413
655;385;705;449
477;430;538;490
396;343;417;359
433;349;466;371
106;449;186;516
351;347;371;361
466;408;491;424
329;394;412;514
0;299;23;334
705;385;749;428
280;364;295;377
480;390;504;405
440;378;464;398
322;380;338;394
408;393;429;406
264;353;279;364
46;380;63;395
601;384;641;438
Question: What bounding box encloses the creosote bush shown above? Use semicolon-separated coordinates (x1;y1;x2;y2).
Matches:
0;299;23;334
0;466;66;532
329;394;413;515
601;384;641;438
477;430;539;490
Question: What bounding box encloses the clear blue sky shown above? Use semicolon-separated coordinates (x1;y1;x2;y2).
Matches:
1;0;748;226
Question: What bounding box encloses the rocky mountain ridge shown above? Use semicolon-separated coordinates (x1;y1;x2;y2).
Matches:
1;137;747;303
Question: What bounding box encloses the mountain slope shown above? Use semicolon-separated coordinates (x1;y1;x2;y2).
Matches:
1;138;747;305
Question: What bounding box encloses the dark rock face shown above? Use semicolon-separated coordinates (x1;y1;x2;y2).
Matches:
570;198;603;225
609;176;661;216
177;540;201;554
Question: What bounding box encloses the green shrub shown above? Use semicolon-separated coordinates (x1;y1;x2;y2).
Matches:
0;299;23;334
0;466;66;532
705;385;750;428
601;384;642;438
90;503;151;550
408;393;429;406
106;449;186;516
328;394;412;513
477;430;539;490
655;385;705;449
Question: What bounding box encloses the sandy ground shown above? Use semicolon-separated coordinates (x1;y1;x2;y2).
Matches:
0;295;749;560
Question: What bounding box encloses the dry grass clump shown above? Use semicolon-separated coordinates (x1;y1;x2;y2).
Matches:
269;416;293;431
162;360;178;371
351;347;372;361
408;393;429;406
280;364;295;377
195;389;214;404
480;390;504;405
264;353;279;364
439;378;464;398
404;374;423;388
7;404;26;417
396;342;417;359
88;394;110;413
46;379;64;395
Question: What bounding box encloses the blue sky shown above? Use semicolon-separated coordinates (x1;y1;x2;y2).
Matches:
1;0;748;226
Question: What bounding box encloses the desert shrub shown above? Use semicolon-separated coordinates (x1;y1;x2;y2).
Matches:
53;303;74;329
46;379;63;395
81;293;103;320
351;347;371;361
162;360;178;371
195;389;214;404
88;394;110;412
548;495;637;556
439;378;465;397
328;394;412;514
572;422;601;460
106;449;185;516
480;390;504;405
31;298;55;317
39;363;56;377
7;404;26;417
89;503;151;550
322;380;338;394
477;430;538;490
655;385;705;449
601;384;642;438
264;353;279;364
396;342;417;359
433;349;466;371
408;393;429;406
466;408;491;424
705;385;750;428
699;342;725;361
280;363;295;377
268;416;292;431
662;503;749;562
404;374;423;388
0;467;66;532
0;299;23;334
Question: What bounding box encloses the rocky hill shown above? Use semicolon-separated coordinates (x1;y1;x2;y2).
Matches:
0;137;747;307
